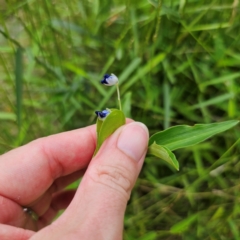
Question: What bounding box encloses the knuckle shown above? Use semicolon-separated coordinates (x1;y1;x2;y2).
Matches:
90;164;132;199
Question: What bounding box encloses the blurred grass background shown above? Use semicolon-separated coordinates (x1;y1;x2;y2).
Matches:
1;0;240;239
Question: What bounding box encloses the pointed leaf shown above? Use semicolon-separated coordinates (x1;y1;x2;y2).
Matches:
94;109;125;155
147;142;179;170
149;120;239;151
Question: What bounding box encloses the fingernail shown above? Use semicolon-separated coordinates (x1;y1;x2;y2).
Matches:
117;122;149;162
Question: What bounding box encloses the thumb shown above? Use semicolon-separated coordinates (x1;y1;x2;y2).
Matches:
63;122;149;239
88;121;149;200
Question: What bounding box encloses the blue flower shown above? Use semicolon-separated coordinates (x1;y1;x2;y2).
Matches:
95;109;111;120
101;73;118;86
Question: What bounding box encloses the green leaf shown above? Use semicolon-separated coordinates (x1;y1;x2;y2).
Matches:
96;117;103;139
147;142;179;171
149;120;239;151
170;214;198;233
94;109;125;156
139;231;157;240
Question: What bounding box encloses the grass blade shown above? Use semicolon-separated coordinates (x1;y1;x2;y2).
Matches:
15;47;23;130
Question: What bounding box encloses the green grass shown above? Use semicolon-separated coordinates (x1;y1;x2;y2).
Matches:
1;0;240;239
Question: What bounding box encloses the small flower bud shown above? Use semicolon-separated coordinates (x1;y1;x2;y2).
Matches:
95;109;111;120
100;73;118;86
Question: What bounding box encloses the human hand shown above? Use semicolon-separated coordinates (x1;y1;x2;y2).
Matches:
0;121;148;239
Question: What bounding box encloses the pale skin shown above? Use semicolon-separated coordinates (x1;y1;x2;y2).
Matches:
0;121;149;240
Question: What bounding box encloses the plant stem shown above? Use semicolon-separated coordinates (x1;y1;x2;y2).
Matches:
116;83;122;111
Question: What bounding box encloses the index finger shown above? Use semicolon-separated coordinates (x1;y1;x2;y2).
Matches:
0;125;96;205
